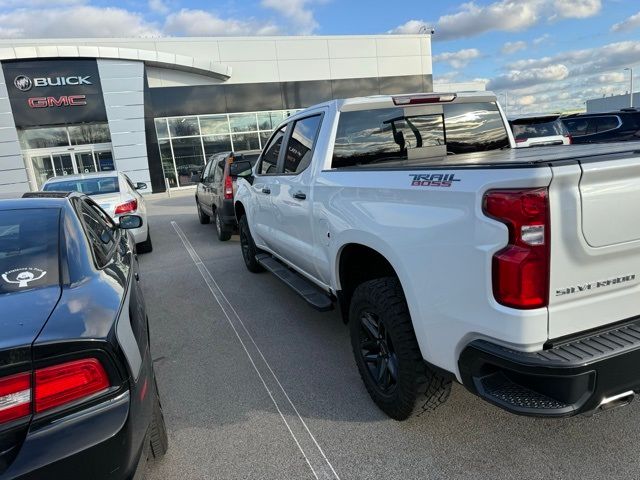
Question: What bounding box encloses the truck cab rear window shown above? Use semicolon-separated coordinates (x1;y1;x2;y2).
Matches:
332;102;510;168
0;209;60;294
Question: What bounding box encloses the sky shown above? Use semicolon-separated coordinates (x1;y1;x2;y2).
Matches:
0;0;639;114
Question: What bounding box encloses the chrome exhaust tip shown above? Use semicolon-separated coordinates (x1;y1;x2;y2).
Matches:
598;390;635;412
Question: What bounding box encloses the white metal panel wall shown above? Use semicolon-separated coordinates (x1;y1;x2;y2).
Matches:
97;59;152;191
0;64;29;194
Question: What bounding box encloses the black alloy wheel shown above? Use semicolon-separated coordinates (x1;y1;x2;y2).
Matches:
358;311;399;394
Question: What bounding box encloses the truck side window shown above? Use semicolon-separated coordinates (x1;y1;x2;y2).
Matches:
283;115;322;174
259;126;287;175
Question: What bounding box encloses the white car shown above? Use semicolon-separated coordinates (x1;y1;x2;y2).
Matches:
42;172;152;253
510;115;572;147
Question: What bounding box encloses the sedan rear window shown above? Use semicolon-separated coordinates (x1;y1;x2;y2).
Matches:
43;177;120;195
0;209;60;294
332;102;510;168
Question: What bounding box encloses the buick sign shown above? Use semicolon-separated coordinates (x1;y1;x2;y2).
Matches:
13;75;91;91
14;75;33;92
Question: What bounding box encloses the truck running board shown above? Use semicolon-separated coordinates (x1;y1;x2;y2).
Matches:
255;253;333;312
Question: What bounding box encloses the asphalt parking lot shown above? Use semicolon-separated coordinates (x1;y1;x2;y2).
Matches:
141;192;640;480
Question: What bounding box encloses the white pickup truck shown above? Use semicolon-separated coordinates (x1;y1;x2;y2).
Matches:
234;92;640;420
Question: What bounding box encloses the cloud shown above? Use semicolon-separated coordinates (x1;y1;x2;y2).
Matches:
148;0;169;15
260;0;322;35
515;95;536;106
390;0;601;41
598;72;627;83
488;64;570;90
502;41;527;54
553;0;601;19
388;19;432;34
164;9;279;36
533;33;551;45
433;48;481;68
0;6;160;38
611;11;640;32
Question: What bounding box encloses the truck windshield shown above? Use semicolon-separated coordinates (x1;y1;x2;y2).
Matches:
332;102;510;168
43;177;119;196
0;208;60;294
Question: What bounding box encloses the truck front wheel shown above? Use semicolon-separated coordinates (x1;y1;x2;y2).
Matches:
239;215;265;273
349;277;451;420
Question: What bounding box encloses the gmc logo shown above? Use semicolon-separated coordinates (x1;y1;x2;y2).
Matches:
28;95;87;108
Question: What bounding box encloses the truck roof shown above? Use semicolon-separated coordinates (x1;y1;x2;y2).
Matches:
301;91;499;113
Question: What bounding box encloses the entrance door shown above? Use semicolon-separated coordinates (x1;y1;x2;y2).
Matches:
27;146;114;189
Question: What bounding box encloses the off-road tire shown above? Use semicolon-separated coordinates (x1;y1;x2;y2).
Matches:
215;210;232;241
239;215;265;273
349;277;451;420
197;202;210;224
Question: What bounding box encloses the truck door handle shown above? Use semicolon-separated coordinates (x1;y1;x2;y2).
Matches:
292;191;306;200
262;187;271;194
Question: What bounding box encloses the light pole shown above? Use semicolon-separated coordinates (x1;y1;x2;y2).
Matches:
624;67;634;108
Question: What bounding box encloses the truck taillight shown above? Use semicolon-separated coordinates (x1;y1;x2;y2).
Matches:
0;373;31;424
224;173;234;200
35;359;110;413
483;188;550;309
115;199;138;215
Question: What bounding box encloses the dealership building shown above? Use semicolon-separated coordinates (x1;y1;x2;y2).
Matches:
0;34;445;194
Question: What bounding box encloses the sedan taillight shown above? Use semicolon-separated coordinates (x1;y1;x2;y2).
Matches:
0;373;31;424
35;359;110;413
0;358;111;425
115;199;138;215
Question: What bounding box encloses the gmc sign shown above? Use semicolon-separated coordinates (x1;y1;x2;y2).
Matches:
28;95;87;108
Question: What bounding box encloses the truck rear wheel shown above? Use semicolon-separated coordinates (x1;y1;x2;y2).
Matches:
349;277;451;420
239;215;265;273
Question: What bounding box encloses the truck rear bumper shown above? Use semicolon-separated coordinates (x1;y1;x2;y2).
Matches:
458;318;640;417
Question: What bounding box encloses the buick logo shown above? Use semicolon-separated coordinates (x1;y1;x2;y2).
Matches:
14;75;32;92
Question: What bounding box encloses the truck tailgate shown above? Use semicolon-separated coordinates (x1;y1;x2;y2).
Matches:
548;154;640;339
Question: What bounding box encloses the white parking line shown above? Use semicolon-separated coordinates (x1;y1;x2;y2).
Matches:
172;221;341;480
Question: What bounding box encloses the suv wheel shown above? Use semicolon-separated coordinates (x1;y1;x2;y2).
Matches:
239;215;264;273
197;202;210;224
137;229;153;254
349;277;451;420
215;210;232;241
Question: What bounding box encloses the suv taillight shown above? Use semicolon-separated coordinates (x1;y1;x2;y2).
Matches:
483;188;550;309
0;373;31;424
0;358;111;425
114;199;138;215
223;172;234;200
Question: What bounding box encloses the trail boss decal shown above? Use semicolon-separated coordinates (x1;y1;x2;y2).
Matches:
2;267;47;288
410;173;461;188
556;274;636;297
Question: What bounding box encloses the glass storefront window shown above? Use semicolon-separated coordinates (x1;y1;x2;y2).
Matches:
69;123;111;145
158;140;177;188
200;115;229;136
155;118;169;139
229;113;258;133
203;135;232;157
172;137;204;187
168;117;200;137
19;127;68;149
154;109;303;189
232;133;260;152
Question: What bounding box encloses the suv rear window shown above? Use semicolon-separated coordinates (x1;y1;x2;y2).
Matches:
43;177;120;195
332;102;509;168
0;209;60;294
511;120;563;140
